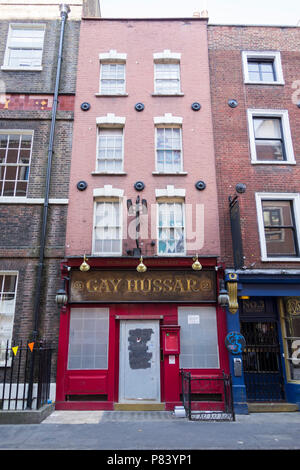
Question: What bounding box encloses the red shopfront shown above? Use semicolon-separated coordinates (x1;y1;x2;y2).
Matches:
55;257;229;411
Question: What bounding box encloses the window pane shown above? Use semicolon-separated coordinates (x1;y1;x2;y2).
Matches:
0;274;17;365
0;132;32;196
256;140;284;161
248;60;275;82
262;200;297;257
156;128;182;172
94;202;121;254
282;298;300;381
178;307;219;369
97;128;123;172
100;63;125;93
68;308;109;370
158;203;184;254
254;118;281;139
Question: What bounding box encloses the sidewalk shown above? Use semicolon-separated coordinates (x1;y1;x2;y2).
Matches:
0;410;299;451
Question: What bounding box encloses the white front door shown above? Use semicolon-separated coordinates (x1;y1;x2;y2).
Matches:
119;320;160;402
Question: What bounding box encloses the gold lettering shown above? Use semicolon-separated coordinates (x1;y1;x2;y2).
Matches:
173;279;184;292
189;279;200;292
109;279;122;292
98;279;111;293
140;279;152;293
127;279;139;293
86;279;99;292
163;279;173;292
153;279;162;292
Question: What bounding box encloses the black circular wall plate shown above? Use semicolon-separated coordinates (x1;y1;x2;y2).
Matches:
195;181;206;191
135;103;145;112
77;181;88;191
228;99;238;108
191;102;201;111
236;183;246;194
80;102;91;111
134;181;145;191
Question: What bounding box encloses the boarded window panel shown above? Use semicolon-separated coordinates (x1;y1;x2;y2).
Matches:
178;307;220;369
68;308;109;370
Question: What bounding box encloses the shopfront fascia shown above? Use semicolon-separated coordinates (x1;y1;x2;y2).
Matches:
225;269;300;414
55;257;229;411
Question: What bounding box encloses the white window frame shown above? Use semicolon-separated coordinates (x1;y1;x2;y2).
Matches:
156;199;186;256
98;50;127;95
153;50;182;95
242;51;284;85
0;272;18;366
247;109;295;164
153;114;185;174
96;127;124;174
256;192;300;261
155;126;183;174
92;187;124;256
2;23;45;71
0;130;34;198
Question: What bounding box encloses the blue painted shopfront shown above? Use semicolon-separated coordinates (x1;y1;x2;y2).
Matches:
225;270;300;414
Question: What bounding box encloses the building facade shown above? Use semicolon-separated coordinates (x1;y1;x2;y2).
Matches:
208;25;300;412
55;14;231;411
0;1;81;397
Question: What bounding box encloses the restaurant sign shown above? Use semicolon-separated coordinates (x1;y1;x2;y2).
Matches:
70;270;216;303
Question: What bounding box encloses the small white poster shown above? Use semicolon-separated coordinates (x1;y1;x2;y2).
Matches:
169;355;175;364
188;315;200;324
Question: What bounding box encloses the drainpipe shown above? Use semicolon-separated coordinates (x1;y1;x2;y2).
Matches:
27;4;70;409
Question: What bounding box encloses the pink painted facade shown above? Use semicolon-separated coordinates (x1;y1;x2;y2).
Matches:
56;17;229;412
65;18;220;257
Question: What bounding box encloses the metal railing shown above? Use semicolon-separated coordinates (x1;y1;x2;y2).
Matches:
181;370;235;421
0;341;53;411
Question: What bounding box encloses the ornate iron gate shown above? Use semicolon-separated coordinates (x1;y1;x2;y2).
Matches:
241;321;285;401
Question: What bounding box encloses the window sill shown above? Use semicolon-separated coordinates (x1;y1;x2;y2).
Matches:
261;257;300;262
158;253;186;257
251;161;296;165
1;66;43;72
152;93;184;96
91;171;127;175
95;93;128;97
0;197;68;204
152;171;187;175
244;81;285;86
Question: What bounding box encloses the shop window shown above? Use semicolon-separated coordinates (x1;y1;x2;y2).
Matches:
0;131;33;197
0;273;18;365
178;307;220;369
2;24;45;70
281;298;300;382
68;308;109;370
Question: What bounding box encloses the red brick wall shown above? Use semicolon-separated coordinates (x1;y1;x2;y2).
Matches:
208;25;300;269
